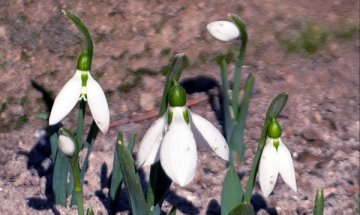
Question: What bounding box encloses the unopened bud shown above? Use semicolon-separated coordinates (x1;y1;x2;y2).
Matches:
58;134;76;157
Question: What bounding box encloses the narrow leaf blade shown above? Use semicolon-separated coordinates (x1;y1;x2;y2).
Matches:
159;53;188;116
109;133;136;212
265;93;288;121
313;188;324;215
221;165;244;215
218;57;233;140
228;202;255;215
62;10;93;61
229;74;255;163
117;135;148;215
52;149;70;206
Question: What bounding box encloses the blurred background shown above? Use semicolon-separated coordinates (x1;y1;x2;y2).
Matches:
0;0;358;214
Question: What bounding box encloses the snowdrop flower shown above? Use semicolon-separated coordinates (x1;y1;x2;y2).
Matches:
259;118;297;197
207;20;240;42
49;53;110;133
137;83;229;186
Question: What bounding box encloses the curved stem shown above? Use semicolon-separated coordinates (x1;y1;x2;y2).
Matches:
70;156;84;215
231;41;247;119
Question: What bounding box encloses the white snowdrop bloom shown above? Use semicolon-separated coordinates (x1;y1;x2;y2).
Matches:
49;54;110;134
259;119;297;197
137;84;229;187
58;134;76;157
207;21;240;42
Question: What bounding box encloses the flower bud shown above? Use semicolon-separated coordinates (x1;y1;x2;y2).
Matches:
77;52;91;71
168;83;186;107
207;21;240;42
267;118;282;138
58;134;76;157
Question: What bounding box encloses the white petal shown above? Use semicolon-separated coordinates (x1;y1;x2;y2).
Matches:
206;21;240;42
87;73;110;134
137;115;166;167
277;139;297;193
49;71;82;125
58;135;76;156
190;112;229;161
160;107;197;187
259;137;279;197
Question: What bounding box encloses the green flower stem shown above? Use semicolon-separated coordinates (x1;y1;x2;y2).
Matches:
76;100;86;149
70;156;84;215
243;120;268;202
219;57;233;141
231;38;247;119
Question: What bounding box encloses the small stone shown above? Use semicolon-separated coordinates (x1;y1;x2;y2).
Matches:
0;26;6;38
301;126;323;141
140;92;155;111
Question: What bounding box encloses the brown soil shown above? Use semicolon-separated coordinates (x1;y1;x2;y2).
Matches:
0;0;359;214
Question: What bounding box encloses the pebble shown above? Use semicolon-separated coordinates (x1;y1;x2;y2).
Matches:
301;126;323;141
140;92;156;111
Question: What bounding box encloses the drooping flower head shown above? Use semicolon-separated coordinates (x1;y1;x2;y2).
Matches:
207;20;240;42
49;52;110;133
137;82;229;186
259;118;297;197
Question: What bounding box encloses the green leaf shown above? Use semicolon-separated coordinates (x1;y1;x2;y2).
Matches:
62;10;94;63
313;188;324;215
218;57;233;140
52;148;70;206
159;53;189;116
228;202;255;215
228;14;248;119
146;162;172;208
50;132;58;161
109;133;136;213
117;134;148;215
265;93;288;121
229;74;255;163
221;165;244;215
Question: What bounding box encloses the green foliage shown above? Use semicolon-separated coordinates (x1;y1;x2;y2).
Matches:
229;74;255;163
117;135;148;215
313;188;324;215
109;133;136;213
62;10;93;64
228;202;255;215
221;165;244;215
